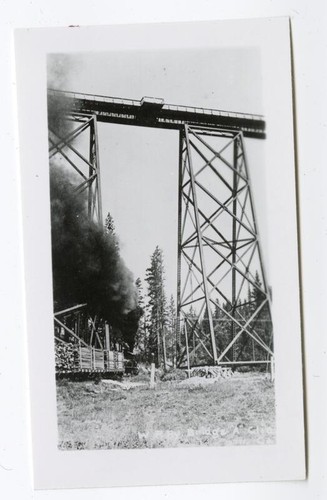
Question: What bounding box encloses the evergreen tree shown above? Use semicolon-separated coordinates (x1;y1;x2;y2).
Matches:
251;271;265;309
105;212;115;234
134;278;147;359
135;277;144;308
167;294;177;367
145;246;167;366
104;211;119;250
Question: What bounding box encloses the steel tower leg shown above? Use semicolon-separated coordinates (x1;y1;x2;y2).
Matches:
177;125;273;368
49;113;104;350
48;113;103;225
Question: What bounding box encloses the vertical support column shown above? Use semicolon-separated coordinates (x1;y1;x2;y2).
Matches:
88;118;95;220
240;134;268;296
78;340;82;370
92;347;95;370
231;135;238;361
184;125;218;364
88;116;103;225
93;115;103;225
105;322;110;350
270;355;275;382
240;133;273;344
176;129;183;360
184;321;191;378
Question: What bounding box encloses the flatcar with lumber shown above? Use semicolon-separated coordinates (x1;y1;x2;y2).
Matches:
54;303;128;376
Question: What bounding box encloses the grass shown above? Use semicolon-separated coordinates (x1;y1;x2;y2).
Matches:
56;373;275;450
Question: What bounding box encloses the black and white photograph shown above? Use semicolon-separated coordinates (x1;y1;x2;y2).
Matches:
48;48;275;451
14;18;306;489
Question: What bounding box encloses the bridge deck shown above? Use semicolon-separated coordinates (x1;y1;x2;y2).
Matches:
48;89;266;139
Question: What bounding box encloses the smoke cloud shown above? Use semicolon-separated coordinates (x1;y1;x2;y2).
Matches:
50;163;139;340
47;54;81;138
47;56;141;348
47;92;74;139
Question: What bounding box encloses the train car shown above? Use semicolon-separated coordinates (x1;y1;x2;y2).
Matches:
54;304;125;376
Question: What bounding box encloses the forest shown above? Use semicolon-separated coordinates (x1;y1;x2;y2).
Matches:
104;211;273;370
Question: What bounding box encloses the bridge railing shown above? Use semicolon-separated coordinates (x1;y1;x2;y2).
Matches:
47;88;264;122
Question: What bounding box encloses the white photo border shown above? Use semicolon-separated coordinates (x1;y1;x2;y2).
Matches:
15;18;305;489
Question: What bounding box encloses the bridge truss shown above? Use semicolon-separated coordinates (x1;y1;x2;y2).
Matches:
177;125;273;369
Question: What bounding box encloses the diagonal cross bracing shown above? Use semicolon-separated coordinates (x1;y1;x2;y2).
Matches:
177;124;273;367
49;115;103;225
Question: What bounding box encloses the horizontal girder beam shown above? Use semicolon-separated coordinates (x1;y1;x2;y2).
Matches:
48;89;266;139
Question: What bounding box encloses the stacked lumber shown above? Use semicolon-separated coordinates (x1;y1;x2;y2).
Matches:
94;349;105;370
80;347;92;369
55;341;78;371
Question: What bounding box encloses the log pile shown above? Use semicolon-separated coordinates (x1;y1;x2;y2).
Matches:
190;366;233;379
55;341;79;371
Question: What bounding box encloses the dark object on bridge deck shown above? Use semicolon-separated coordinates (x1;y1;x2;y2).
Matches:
48;89;266;139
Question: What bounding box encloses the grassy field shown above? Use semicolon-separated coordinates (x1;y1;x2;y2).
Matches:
56;373;275;450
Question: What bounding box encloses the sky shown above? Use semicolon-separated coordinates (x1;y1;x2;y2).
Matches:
47;47;266;301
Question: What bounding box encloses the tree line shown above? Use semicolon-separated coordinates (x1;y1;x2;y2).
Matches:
133;245;272;369
105;213;272;368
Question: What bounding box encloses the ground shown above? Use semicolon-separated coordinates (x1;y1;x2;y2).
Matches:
56;372;275;450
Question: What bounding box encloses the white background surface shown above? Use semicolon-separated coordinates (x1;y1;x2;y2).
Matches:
0;1;326;499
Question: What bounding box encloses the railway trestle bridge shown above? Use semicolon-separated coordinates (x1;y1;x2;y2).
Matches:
48;89;273;373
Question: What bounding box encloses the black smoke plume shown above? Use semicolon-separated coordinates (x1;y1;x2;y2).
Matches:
47;54;79;139
50;163;141;346
47;55;141;349
47;91;74;139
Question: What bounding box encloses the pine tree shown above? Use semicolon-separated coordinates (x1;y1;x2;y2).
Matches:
104;211;120;251
251;271;265;309
135;277;144;308
145;246;167;366
167;294;177;367
134;278;147;359
104;212;116;235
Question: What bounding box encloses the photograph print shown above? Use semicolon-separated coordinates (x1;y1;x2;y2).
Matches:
48;46;276;451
